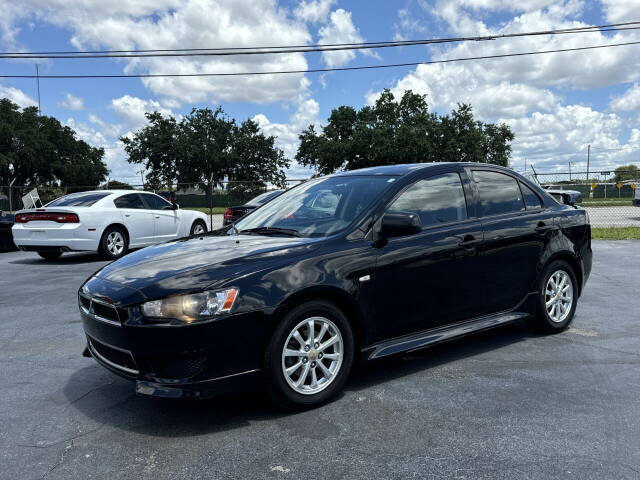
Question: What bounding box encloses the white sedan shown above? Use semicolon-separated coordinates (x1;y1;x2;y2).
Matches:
12;190;209;260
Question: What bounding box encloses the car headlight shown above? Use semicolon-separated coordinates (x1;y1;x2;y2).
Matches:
141;288;238;323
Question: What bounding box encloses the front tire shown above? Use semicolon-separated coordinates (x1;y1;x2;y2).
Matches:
37;251;62;260
526;259;578;334
99;226;128;260
264;300;354;410
190;220;207;236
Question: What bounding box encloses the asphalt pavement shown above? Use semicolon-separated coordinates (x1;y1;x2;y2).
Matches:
1;241;639;479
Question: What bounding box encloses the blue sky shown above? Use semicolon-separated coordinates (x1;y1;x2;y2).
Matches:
1;0;640;182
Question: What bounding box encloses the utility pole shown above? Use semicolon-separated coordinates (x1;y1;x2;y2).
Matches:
569;162;572;182
524;157;527;173
136;170;145;188
586;144;590;182
35;64;41;114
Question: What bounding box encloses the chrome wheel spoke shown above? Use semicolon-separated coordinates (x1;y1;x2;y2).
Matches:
317;323;328;343
317;359;332;378
293;330;305;348
318;334;339;352
310;368;319;389
284;348;303;357
295;363;310;388
286;361;303;374
307;319;315;344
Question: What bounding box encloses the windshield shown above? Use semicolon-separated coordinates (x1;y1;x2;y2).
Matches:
234;175;396;237
46;192;110;207
247;190;282;206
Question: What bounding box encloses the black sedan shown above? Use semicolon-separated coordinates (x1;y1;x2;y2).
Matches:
79;163;591;409
222;189;284;225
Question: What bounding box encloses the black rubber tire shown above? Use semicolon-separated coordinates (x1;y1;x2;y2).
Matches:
37;251;62;260
526;259;578;334
190;220;207;235
99;225;129;260
264;300;354;410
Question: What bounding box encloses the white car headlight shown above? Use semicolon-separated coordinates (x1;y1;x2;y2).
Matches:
141;288;238;323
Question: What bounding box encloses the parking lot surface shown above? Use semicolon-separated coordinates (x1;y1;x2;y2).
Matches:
1;241;639;479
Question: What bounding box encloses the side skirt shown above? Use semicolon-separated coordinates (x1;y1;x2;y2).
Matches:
362;309;531;361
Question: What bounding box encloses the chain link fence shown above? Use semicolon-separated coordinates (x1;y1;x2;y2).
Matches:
532;170;640;228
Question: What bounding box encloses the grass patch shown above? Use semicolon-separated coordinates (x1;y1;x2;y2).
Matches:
582;200;633;207
592;227;640;240
183;207;227;214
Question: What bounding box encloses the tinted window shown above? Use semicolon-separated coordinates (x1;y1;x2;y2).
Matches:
520;182;542;209
114;193;145;209
47;192;109;207
474;171;524;216
388;173;468;227
142;193;172;210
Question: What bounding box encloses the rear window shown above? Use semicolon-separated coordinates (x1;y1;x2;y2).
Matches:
46;192;109;207
473;171;525;217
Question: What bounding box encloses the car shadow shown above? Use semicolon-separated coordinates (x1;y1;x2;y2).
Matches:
63;322;534;437
9;252;109;265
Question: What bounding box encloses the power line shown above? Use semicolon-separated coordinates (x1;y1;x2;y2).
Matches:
2;22;639;59
2;40;639;79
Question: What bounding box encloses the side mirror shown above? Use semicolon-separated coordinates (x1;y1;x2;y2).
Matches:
380;211;422;238
560;191;582;206
172;201;179;210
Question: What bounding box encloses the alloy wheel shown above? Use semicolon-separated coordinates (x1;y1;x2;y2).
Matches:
193;223;206;235
106;231;125;256
544;270;574;323
281;316;344;395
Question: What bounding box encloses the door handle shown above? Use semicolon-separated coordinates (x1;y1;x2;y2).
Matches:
155;215;160;219
458;235;481;249
124;214;131;217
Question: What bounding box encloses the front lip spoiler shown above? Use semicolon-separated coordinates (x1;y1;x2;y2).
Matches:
135;369;261;399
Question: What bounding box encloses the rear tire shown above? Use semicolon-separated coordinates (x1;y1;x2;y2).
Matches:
526;259;578;334
190;220;207;236
264;300;354;410
99;226;128;260
37;251;62;260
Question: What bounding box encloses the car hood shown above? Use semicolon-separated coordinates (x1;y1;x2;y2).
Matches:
95;233;321;298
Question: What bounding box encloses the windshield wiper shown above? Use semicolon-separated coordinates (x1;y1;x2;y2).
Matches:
239;227;301;237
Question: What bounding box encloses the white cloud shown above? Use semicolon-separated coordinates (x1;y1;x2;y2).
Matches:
601;0;640;24
110;95;175;129
610;83;640;113
3;0;312;105
393;7;429;42
294;0;336;23
253;95;320;176
58;92;84;110
318;9;369;67
0;85;37;108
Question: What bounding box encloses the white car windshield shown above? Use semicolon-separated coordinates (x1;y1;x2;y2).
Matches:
234;175;396;237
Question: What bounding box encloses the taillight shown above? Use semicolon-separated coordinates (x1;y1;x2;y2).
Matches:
14;212;79;223
224;208;234;220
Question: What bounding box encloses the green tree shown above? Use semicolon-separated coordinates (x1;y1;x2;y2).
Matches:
121;111;180;188
614;164;639;182
0;98;107;200
296;89;514;174
121;106;290;193
101;179;133;190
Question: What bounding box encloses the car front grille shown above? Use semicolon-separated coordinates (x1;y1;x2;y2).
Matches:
87;336;138;376
79;293;127;326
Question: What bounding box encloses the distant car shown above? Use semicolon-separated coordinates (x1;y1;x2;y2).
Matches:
223;190;284;225
12;190;208;260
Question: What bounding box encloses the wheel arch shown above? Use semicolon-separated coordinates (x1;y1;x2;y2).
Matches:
542;251;584;296
101;223;130;246
265;285;366;360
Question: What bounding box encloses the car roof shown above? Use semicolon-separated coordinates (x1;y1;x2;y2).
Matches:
63;190;159;196
330;162;512;177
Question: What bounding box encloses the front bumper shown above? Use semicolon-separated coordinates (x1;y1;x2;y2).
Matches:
80;280;268;398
